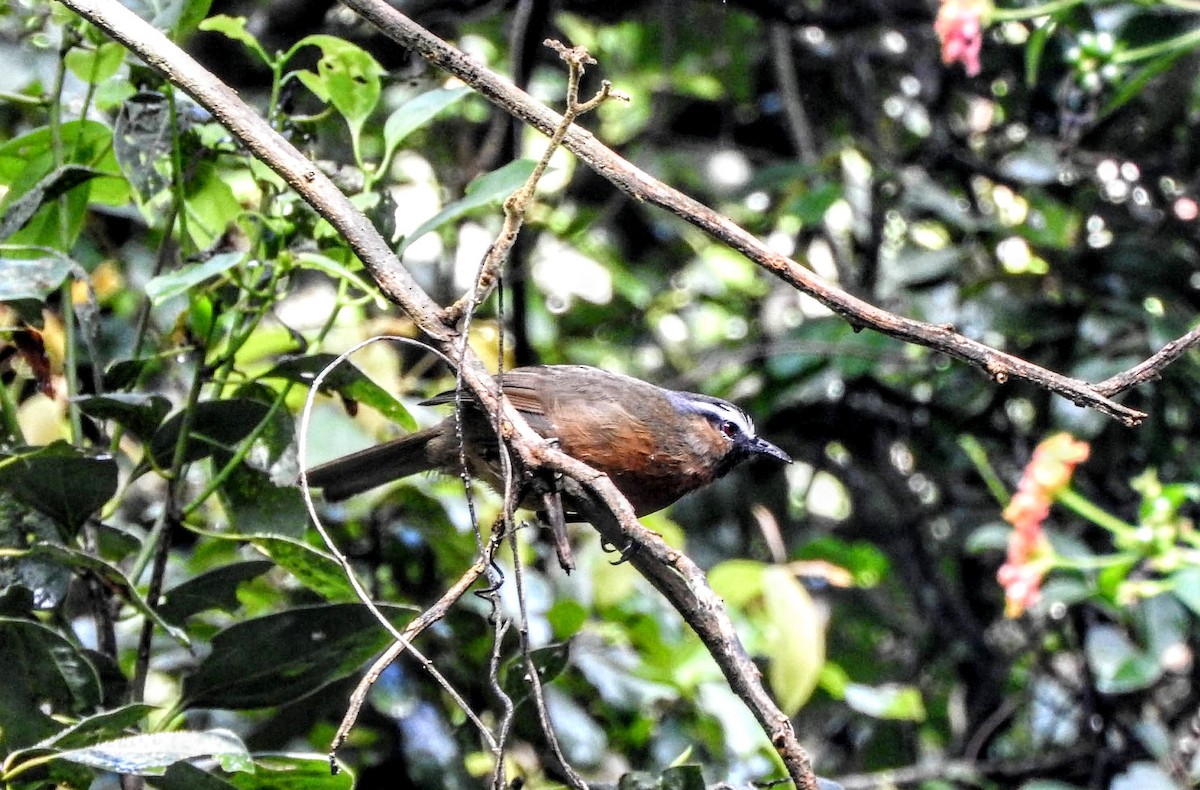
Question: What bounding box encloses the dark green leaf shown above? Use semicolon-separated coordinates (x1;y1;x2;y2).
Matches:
0;494;71;611
0;617;102;752
0;167;103;241
15;543;189;646
4;703;156;774
259;354;415;430
208;392;307;538
501;642;572;704
181;603;416;709
0;442;118;536
157;560;273;624
103;357;166;391
246;536;356;602
75;393;173;443
155;761;239;790
148;399;272;470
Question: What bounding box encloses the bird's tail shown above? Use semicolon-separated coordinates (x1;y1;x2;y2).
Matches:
304;427;443;501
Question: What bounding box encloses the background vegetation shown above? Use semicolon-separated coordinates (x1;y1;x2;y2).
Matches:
2;0;1200;788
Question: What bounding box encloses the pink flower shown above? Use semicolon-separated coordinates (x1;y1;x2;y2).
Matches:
935;0;990;77
997;433;1090;616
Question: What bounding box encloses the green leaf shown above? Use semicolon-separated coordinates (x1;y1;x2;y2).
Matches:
181;603;416;709
147;399;272;470
0;442;118;536
57;729;250;777
197;15;271;64
227;754;355;790
398;159;538;254
215;460;308;539
259;354;415;430
246;536;356;602
103;356;166;391
180;163;242;249
707;559;766;607
292;36;384;138
157;560;274;624
64;42;125;84
0;121;127;248
154;754;356;790
382;87;471;157
32;703;156;750
795;536;890;587
1024;19;1056;87
144;252;245;305
501;642;571;705
74;393;172;443
174;0;215;37
293;252;386;308
762;566;824;715
209;389;307;538
3;703;157;778
0;495;72;611
155;761;239;790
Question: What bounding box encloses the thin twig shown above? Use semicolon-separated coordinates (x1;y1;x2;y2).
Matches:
1093;323;1200;396
438;40;626;327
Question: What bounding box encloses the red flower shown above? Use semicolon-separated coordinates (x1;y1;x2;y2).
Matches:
935;0;990;77
998;433;1090;616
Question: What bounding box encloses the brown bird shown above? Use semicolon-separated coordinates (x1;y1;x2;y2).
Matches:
305;364;790;512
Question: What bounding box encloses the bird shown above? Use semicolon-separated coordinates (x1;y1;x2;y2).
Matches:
305;364;791;512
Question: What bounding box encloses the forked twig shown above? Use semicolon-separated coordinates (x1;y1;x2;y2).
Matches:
438;39;627;328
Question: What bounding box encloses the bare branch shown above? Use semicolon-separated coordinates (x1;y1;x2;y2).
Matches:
1094;324;1200;397
339;0;1149;427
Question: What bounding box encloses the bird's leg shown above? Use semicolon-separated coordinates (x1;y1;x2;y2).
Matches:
537;488;575;573
603;535;641;565
523;438;575;573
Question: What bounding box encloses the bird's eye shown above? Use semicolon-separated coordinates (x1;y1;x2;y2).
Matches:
718;420;739;439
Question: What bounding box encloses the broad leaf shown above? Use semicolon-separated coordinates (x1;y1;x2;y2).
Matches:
75;393;173;443
181;603;416;709
259;354;415;430
58;729;251;776
0;442;118;536
398;159;537;254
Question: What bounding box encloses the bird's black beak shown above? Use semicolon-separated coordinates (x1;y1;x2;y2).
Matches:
748;436;792;464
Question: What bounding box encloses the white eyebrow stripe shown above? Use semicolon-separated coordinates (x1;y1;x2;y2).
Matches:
675;396;758;437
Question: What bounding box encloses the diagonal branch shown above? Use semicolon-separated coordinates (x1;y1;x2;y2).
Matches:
340;0;1149;427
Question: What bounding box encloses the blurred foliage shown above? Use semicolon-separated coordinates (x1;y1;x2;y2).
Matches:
1;0;1200;788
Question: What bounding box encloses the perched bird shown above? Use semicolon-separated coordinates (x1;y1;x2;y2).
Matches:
305;364;791;515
